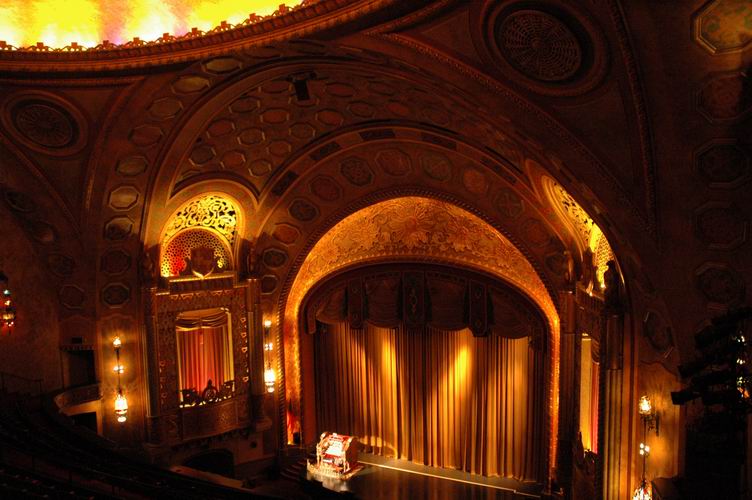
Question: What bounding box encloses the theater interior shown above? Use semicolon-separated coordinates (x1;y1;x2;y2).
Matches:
0;1;750;499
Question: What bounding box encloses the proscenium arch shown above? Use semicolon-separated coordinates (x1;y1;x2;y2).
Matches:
299;261;551;481
280;196;560;484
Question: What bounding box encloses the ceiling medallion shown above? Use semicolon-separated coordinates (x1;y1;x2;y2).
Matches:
480;2;608;96
497;10;582;82
3;92;87;155
13;101;74;148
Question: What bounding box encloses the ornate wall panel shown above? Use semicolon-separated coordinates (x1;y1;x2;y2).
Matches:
146;277;252;444
694;140;751;189
697;72;752;123
694;0;752;54
693;201;748;250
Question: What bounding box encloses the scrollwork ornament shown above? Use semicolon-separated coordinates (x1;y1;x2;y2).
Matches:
163;195;238;245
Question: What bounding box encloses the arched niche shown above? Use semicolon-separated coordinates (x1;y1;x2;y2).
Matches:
152;192;244;279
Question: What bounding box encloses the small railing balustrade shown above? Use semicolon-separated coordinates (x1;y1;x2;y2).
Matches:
179;380;234;407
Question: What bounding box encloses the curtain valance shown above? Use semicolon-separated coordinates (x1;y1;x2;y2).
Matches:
304;268;546;342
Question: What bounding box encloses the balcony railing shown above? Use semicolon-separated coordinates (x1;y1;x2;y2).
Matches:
179;380;234;408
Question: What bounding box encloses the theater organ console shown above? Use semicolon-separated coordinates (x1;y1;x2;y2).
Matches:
307;432;359;479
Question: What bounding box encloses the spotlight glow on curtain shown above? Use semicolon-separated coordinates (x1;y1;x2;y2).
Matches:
579;336;599;452
314;323;544;482
176;309;232;393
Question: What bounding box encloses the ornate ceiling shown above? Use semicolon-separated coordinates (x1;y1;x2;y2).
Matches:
0;0;304;49
0;0;749;370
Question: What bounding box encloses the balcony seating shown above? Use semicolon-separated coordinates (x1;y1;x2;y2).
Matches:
0;391;267;499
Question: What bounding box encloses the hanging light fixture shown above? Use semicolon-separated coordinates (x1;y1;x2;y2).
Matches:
0;271;16;333
113;336;127;422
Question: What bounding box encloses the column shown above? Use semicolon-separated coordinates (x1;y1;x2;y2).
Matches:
557;291;577;490
246;278;270;429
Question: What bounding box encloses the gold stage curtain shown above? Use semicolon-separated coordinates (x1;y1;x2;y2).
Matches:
314;322;544;482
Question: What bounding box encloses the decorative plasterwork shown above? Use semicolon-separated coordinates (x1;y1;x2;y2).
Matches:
542;176;615;288
161;228;232;277
0;0;412;72
476;0;609;97
592;229;615;289
1;91;88;156
496;10;582;82
287;197;557;326
161;194;238;246
545;177;595;246
0;1;305;50
693;0;752;54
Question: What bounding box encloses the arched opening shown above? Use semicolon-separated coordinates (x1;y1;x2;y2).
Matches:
304;263;548;482
158;193;241;278
278;195;561;487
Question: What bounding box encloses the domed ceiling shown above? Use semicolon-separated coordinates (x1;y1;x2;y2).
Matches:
0;0;303;49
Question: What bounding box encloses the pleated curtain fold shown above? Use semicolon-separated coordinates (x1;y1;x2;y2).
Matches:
178;322;229;392
314;322;543;482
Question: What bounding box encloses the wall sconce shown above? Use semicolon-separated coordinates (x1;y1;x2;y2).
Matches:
632;395;658;499
264;319;273;352
113;336;127;423
114;391;129;423
638;395;659;435
0;271;17;333
264;366;276;393
263;319;275;392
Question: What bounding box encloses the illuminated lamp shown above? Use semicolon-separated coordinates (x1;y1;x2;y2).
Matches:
114;391;128;423
0;271;17;333
638;395;659;434
264;319;272;347
638;395;652;417
113;335;127;422
633;395;657;500
263;319;275;391
264;366;276;393
632;482;651;500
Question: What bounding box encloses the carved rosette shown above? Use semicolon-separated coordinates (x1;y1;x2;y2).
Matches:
497;10;582;82
479;2;608;96
2;92;87;155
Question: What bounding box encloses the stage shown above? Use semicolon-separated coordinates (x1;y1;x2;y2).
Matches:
299;452;543;499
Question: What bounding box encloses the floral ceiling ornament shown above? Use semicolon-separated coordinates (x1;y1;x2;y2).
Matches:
548;178;595;244
287;197;557;324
